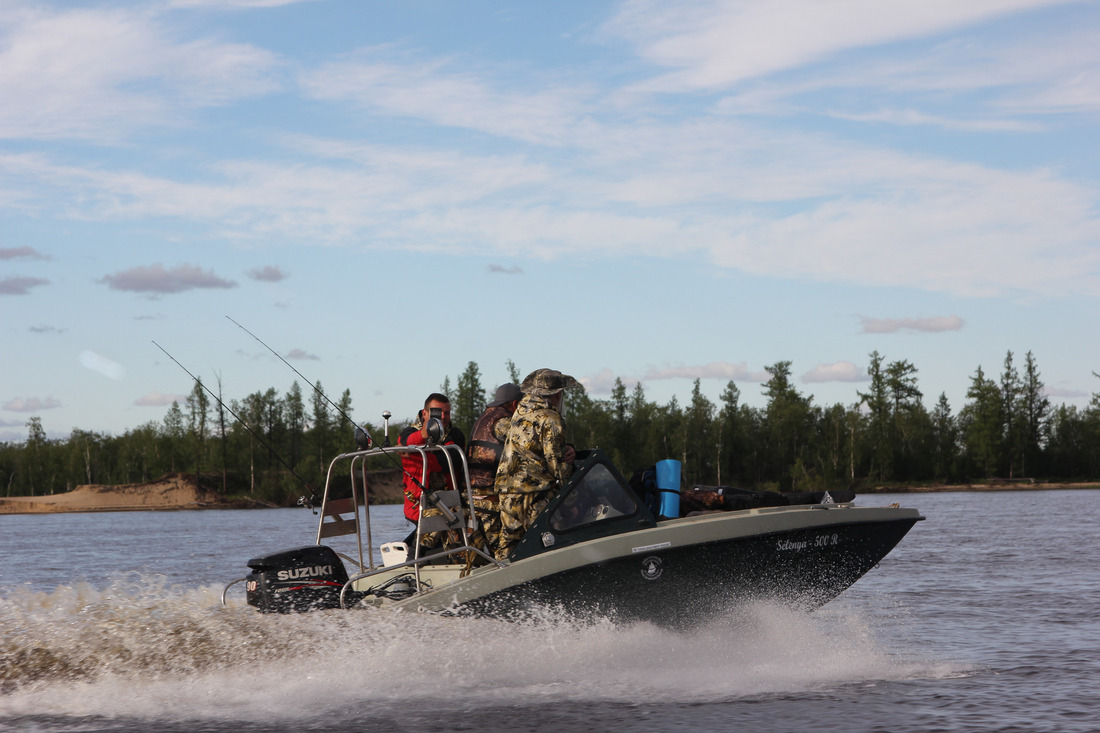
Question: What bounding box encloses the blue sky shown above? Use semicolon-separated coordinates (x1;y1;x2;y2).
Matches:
2;0;1099;443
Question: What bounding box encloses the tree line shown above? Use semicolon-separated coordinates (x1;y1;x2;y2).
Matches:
3;350;1100;502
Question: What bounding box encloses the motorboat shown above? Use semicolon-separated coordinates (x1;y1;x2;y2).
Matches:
225;438;923;625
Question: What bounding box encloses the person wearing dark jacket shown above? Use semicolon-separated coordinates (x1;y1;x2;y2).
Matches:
465;383;522;557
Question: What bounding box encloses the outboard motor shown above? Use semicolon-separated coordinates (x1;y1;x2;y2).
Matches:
245;545;349;613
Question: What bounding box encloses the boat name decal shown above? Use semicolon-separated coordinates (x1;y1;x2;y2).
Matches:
276;565;334;581
631;541;671;553
777;534;840;552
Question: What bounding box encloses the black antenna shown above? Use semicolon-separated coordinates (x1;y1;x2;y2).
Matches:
227;316;372;450
152;340;319;509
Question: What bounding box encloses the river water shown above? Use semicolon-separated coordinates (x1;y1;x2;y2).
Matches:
1;490;1097;732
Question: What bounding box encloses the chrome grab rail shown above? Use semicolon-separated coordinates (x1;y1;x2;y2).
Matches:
220;577;248;606
311;443;490;608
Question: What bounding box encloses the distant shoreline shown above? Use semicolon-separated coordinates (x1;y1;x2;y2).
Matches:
3;474;1097;515
862;481;1100;493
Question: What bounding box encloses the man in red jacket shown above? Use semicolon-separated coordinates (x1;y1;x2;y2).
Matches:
398;394;466;548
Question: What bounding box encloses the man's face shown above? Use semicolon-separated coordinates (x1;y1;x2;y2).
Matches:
424;400;451;429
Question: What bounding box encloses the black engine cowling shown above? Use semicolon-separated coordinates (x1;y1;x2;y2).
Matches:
245;545;349;613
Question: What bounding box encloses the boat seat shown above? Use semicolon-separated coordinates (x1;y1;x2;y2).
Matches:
318;496;357;539
415;489;465;535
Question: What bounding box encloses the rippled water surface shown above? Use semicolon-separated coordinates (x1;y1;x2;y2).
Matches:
2;491;1098;732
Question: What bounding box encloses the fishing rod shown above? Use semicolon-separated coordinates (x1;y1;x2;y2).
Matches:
225;317;460;523
226;316;374;451
152;340;320;511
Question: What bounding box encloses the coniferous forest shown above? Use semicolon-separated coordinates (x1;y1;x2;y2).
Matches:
3;350;1099;504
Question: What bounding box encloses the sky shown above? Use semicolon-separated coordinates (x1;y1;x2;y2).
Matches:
2;0;1099;443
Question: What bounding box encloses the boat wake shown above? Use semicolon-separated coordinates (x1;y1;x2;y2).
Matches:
1;575;950;727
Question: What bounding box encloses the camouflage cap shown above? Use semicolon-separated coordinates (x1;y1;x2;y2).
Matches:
521;368;579;396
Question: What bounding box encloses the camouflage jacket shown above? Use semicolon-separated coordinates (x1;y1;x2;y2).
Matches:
493;394;572;497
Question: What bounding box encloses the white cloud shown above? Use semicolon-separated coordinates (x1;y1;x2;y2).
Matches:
0;276;49;295
0;4;281;141
583;361;776;396
5;114;1100;299
642;362;771;383
79;351;126;380
699;154;1100;298
168;0;317;7
701;8;1100;127
823;108;1042;133
0;245;50;260
606;0;1078;92
579;368;631;395
1;2;1098;302
860;315;965;334
1045;386;1087;399
3;396;62;412
134;392;186;407
803;362;867;383
100;264;237;294
248;265;288;282
300;52;589;145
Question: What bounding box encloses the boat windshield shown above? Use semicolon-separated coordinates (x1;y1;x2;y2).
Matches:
549;463;638;532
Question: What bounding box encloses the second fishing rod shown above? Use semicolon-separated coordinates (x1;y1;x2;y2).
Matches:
227;316;463;524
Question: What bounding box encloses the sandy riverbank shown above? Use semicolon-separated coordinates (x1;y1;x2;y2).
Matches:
0;474;237;514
